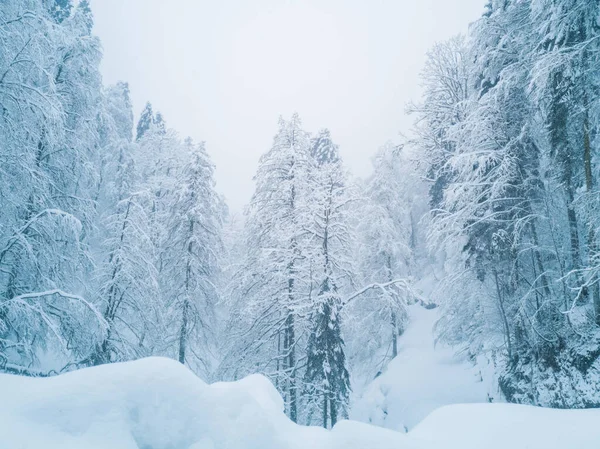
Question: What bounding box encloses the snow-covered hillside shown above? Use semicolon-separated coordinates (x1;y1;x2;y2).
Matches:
1;356;599;449
351;304;497;431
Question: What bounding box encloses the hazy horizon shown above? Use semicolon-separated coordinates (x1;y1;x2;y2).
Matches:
93;0;484;212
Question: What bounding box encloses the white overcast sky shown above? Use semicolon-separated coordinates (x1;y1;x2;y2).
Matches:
93;0;484;212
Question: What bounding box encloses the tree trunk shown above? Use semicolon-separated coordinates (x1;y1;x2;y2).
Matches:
566;187;582;273
391;311;398;358
529;221;551;297
564;183;587;304
550;72;583;286
323;391;328;429
178;299;189;364
493;268;512;362
330;396;338;427
583;109;600;324
286;311;297;422
275;331;281;389
92;199;133;366
386;256;398;358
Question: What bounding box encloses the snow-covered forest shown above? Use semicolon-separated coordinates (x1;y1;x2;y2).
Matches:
2;0;600;445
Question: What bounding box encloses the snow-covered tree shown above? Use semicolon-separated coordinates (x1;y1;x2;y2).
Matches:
415;1;600;407
222;114;313;422
90;82;164;365
0;0;106;373
407;35;469;210
160;139;223;375
49;0;73;23
303;129;355;428
93;191;160;365
136;103;155;141
350;143;418;372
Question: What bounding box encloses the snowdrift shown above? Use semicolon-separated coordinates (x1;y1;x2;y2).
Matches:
1;357;599;449
351;304;494;431
411;403;600;449
0;357;406;449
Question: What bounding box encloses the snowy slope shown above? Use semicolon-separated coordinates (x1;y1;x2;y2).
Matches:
351;304;496;431
411;403;600;449
1;356;599;449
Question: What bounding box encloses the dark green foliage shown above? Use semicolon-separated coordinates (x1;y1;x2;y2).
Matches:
136;103;167;141
310;129;339;166
304;293;350;428
49;0;72;23
136;103;154;141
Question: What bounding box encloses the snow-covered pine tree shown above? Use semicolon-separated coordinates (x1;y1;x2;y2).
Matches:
136;102;167;142
91;83;162;366
135;113;182;273
303;129;354;428
49;0;73;23
160;138;223;376
136;103;155;141
222;114;312;422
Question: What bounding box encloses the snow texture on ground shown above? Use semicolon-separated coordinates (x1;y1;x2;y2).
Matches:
0;357;408;449
411;402;600;449
1;355;600;449
351;303;497;431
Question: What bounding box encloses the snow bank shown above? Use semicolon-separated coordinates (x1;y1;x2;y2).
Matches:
0;357;407;449
411;403;600;449
351;304;494;431
1;356;599;449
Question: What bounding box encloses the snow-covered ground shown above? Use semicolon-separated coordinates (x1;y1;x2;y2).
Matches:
0;357;406;449
1;356;600;449
351;304;497;431
411;403;600;449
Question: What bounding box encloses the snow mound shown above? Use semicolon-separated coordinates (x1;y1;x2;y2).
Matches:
0;357;407;449
1;356;599;449
351;304;494;431
411;403;600;449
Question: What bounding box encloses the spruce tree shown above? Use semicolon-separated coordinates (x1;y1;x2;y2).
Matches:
223;114;312;422
136;103;155;141
161;138;223;374
304;130;353;428
49;0;73;23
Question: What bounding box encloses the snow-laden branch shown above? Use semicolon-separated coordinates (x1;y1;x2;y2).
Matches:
341;278;417;307
2;289;108;333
